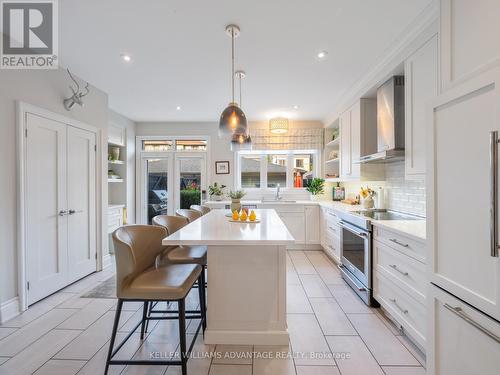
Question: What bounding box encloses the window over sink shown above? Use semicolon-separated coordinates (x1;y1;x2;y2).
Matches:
236;150;318;190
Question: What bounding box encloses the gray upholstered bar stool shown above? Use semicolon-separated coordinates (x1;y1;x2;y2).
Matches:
190;204;211;215
106;225;206;375
176;208;202;222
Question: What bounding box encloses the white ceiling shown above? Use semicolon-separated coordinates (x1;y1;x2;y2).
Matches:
59;0;433;122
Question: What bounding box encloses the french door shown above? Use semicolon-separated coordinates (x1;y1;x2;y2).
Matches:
138;153;206;223
25;113;97;305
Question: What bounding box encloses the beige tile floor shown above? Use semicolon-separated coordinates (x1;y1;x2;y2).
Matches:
0;250;426;375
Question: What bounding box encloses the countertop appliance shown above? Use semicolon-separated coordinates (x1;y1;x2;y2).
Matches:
337;209;420;306
359;76;405;163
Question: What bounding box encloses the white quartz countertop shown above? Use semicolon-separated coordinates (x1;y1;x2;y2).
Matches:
162;209;295;246
371;220;426;241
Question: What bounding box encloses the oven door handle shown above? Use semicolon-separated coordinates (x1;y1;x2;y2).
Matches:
339;221;368;237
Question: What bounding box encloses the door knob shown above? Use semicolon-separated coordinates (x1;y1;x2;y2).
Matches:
58;210;68;216
68;209;83;215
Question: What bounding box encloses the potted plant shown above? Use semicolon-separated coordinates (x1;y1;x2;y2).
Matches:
306;178;325;201
208;182;226;201
228;190;246;212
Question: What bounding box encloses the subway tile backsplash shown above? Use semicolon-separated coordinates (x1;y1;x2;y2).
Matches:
384;161;426;216
342;161;426;217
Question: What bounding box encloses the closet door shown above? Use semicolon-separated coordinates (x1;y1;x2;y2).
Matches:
67;126;97;282
25;113;69;305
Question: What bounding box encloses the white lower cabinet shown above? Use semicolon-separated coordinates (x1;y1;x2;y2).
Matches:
305;205;320;245
372;224;427;349
428;284;500;375
108;205;124;233
319;206;341;263
278;211;305;245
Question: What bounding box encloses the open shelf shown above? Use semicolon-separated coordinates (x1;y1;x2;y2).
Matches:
325;158;339;164
108;178;124;183
325;138;339;147
108;160;124;165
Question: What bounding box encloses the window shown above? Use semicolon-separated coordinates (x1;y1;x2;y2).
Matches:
142;140;173;151
176;140;207;151
241;155;261;188
267;154;287;188
237;150;318;190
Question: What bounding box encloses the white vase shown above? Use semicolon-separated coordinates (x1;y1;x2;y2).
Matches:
230;199;241;212
362;196;374;209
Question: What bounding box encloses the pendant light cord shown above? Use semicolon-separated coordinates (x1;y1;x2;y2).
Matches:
231;28;235;104
239;73;242;108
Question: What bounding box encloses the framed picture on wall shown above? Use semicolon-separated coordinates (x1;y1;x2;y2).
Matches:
215;161;230;174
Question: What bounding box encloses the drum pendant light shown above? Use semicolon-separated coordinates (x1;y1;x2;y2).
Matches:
231;71;252;151
219;25;248;139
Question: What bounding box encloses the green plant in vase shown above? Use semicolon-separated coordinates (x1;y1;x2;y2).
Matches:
306;178;325;201
228;190;246;212
208;182;226;201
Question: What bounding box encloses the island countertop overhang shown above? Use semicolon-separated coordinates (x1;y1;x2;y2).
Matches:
162;209;295;246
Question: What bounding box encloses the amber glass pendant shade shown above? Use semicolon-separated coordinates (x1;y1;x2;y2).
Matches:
219;103;247;138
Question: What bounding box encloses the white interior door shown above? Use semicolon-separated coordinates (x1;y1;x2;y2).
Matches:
25;113;69;305
139;155;174;224
67;126;97;282
175;153;206;210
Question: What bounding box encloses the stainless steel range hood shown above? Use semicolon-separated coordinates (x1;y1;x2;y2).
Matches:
358;76;405;164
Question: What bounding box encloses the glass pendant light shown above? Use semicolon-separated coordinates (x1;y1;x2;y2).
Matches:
231;71;252;151
219;25;248;139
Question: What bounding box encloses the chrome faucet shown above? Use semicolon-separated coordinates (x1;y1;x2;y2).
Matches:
275;184;282;201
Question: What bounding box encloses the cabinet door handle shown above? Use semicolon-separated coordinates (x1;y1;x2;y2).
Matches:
389;298;408;315
389;238;409;248
444;304;500;344
58;210;68;216
328;226;337;232
490;131;500;257
389;264;409;276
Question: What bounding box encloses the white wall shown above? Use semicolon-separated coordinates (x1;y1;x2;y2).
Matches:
0;68;110;312
135;120;324;191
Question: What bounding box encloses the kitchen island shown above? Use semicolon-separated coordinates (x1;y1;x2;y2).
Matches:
162;209;295;345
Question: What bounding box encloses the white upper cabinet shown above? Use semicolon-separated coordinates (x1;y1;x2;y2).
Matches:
440;0;500;91
404;34;438;180
108;122;126;146
339;99;383;181
428;65;500;321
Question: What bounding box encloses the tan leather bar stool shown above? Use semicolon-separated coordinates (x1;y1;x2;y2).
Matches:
176;208;202;222
152;215;207;267
190;204;211;215
150;215;207;328
106;225;206;375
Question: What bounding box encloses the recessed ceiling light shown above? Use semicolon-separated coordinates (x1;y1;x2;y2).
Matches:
176;106;181;111
121;54;132;62
316;50;328;60
293;105;299;110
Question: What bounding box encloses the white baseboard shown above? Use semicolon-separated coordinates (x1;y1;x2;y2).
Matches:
0;297;20;324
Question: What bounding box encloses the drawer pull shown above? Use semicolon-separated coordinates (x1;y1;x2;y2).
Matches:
389;264;409;276
389;298;408;315
389;238;409;248
444;304;500;344
328;212;336;217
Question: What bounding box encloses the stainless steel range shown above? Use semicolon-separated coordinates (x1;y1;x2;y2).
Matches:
336;209;420;306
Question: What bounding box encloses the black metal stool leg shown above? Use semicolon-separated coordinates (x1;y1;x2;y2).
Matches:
105;299;123;375
178;299;187;375
144;301;151;334
140;301;148;339
198;272;207;331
